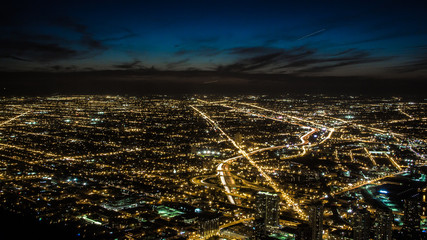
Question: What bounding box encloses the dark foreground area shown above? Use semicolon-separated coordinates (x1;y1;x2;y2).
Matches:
0;209;77;240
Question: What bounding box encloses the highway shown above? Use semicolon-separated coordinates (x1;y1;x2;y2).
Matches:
0;109;32;127
329;170;406;197
321;113;405;138
190;100;340;220
219;217;254;230
191;99;340;220
216;101;321;147
192;141;310;207
191;104;308;219
384;153;403;171
397;107;414;119
239;102;327;129
191;174;247;199
364;148;377;166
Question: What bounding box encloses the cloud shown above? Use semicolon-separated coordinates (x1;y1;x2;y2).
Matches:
51;65;78;71
218;46;315;72
102;28;138;42
113;59;144;69
297;29;326;40
217;51;283;72
333;48;357;56
80;35;106;50
299;56;392;73
217;46;391;74
0;17;112;65
0;55;31;62
349;30;427;46
392;53;427;73
54;17;87;34
53;17;107;51
0;39;78;62
11;32;67;43
166;58;189;69
416;45;427;51
278;49;370;69
228;46;282;56
0;18;108;62
173;35;221;57
175;46;222;57
183;36;219;45
174;36;219;49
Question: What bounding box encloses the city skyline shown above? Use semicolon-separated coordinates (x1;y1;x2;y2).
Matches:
1;1;426;240
0;94;426;239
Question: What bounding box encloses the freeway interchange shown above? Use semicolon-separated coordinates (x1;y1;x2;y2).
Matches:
189;97;423;234
191;100;335;220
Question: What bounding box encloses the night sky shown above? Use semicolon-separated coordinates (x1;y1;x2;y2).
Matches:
1;1;427;95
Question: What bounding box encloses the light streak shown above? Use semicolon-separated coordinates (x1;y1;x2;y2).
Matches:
191;105;308;220
330;170;406;197
364;148;377;166
384;153;402;171
297;28;326;40
0;110;31;127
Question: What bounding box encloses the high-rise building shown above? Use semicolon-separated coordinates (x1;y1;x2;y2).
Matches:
374;208;393;240
295;223;311;240
198;213;220;239
403;195;421;231
420;187;427;217
308;201;323;240
255;191;280;229
401;194;422;238
253;217;267;240
353;208;371;240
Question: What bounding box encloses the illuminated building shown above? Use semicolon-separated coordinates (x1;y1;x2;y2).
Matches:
253;217;267;240
374;208;393;240
255;191;280;229
308;201;323;240
295;223;311;240
402;194;421;237
198;214;220;239
101;197;145;211
0;95;425;239
353;208;371;240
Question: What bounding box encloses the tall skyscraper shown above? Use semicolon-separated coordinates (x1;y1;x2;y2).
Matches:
253;217;267;240
255;191;280;229
198;214;220;239
295;223;311;240
308;201;323;240
401;194;422;238
374;208;393;240
353;208;371;240
403;195;421;231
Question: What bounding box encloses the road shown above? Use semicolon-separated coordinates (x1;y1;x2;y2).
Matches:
0;109;32;127
219;217;254;230
191;104;308;219
329;170;406;197
217;162;240;204
191;99;340;219
191;174;247;199
321;113;405;138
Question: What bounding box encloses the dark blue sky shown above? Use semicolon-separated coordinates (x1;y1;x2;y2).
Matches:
1;0;427;79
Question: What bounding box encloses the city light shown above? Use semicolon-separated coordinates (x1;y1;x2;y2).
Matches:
0;95;424;239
